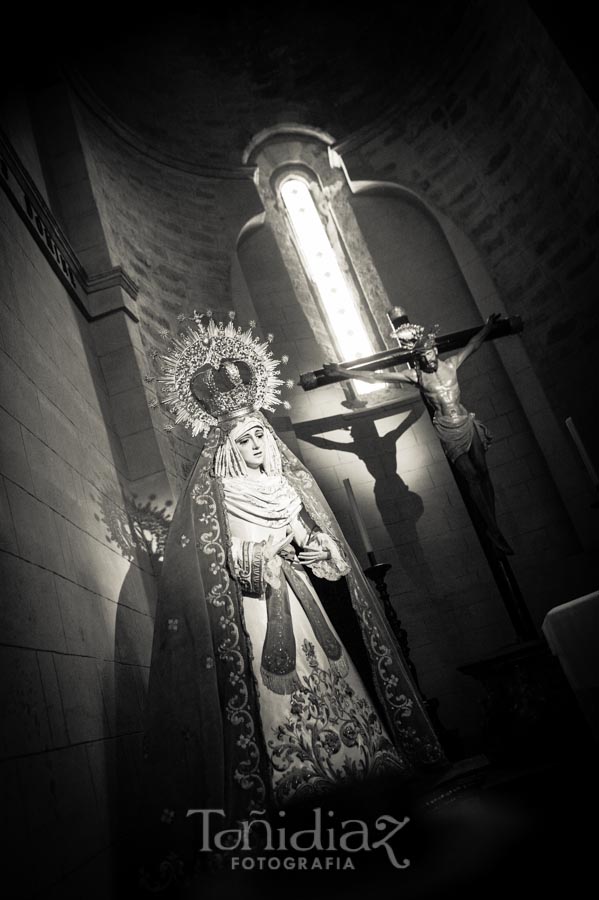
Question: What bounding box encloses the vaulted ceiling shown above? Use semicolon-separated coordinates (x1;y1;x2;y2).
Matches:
8;2;476;166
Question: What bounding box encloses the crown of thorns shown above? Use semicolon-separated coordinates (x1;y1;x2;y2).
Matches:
391;321;439;353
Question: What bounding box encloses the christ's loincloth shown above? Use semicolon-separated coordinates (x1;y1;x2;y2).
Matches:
432;412;492;464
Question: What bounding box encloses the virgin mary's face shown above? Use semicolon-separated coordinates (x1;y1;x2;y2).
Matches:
235;425;265;468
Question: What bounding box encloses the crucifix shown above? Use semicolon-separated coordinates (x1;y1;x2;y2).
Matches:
299;308;537;644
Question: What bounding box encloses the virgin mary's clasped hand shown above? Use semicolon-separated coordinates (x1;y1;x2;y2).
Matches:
262;528;332;567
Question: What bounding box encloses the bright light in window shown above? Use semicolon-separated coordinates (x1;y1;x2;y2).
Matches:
280;178;381;395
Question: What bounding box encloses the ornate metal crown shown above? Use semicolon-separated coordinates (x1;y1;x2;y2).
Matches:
154;312;293;436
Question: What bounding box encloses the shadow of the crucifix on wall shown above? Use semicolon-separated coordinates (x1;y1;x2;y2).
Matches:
294;400;439;609
295;400;470;758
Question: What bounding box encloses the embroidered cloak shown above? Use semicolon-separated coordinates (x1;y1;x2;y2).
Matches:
138;415;445;879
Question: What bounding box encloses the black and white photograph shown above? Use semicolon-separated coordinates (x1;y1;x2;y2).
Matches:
1;2;597;897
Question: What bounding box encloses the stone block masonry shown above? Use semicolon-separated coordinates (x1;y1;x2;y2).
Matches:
0;170;157;896
341;3;599;472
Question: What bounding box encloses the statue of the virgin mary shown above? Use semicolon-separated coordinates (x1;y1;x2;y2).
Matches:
138;314;445;886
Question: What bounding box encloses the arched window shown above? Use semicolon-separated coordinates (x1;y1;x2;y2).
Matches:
279;175;381;395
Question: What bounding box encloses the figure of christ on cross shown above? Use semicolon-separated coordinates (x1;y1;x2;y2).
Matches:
325;313;514;557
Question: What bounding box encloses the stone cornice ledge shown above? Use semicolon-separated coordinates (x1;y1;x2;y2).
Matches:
86;267;139;299
0;127;139;322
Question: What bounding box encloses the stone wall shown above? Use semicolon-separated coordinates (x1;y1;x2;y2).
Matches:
70;93;266;495
0;105;157;898
338;2;599;469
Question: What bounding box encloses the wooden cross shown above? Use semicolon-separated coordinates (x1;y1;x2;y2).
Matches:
299;315;523;390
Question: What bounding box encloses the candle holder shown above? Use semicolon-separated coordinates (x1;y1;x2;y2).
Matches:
364;554;420;686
